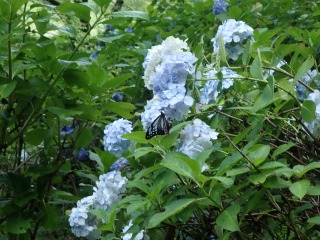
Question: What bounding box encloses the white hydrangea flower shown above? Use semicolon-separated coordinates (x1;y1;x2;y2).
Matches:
68;196;99;238
122;220;149;240
212;19;254;61
176;119;219;159
200;67;239;104
103;119;132;157
92;170;127;210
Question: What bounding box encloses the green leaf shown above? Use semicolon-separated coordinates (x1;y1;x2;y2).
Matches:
212;176;234;188
47;107;82;119
248;173;267;185
147;198;199;229
252;84;273;112
42;204;58;231
89;151;104;172
289;180;310;199
92;0;112;8
76;127;93;148
56;3;91;21
97;34;126;43
308;184;320;196
6;213;31;234
293;56;314;83
161;152;204;185
105;102;135;119
0;81;17;98
307;216;320;225
216;204;240;232
103;73;134;88
111;11;149;20
247;144;270;166
25;129;48;146
301;100;316;123
242;39;252;65
272;142;295;158
300;162;320;177
250;54;264;80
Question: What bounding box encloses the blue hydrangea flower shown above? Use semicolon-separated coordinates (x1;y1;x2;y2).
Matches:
103;119;132;157
212;19;254;61
110;157;130;171
77;148;89;161
304;90;320;137
296;70;318;101
60;125;74;136
112;92;124;102
125;27;133;33
92;171;127;210
200;67;239;104
212;0;229;15
176;119;219;159
69;196;99;238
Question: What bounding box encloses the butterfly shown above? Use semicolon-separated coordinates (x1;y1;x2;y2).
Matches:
146;112;172;140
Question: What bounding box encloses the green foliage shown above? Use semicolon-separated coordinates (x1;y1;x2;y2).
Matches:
1;0;320;239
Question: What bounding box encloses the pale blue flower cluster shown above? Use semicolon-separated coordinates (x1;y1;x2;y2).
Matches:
176;119;219;159
122;220;149;240
212;0;229;15
304;90;320;137
110;157;130;171
103;119;132;157
68;196;99;238
69;171;127;238
93;170;127;210
142;36;197;122
212;19;254;61
296;70;318;101
200;67;239;104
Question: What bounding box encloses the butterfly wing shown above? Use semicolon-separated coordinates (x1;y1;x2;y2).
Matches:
146;112;171;139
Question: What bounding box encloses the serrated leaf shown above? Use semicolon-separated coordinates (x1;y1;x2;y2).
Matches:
216;204;240;232
111;11;149;20
147;198;199;229
289;180;310;199
42;204;58;231
293;56;314;83
301;100;316;123
6;213;31;234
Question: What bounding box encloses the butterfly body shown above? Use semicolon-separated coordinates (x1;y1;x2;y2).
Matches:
146;112;171;139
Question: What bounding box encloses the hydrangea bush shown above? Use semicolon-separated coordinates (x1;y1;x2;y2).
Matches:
1;0;320;239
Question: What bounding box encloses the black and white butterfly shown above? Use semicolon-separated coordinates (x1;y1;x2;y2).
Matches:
145;112;172;140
